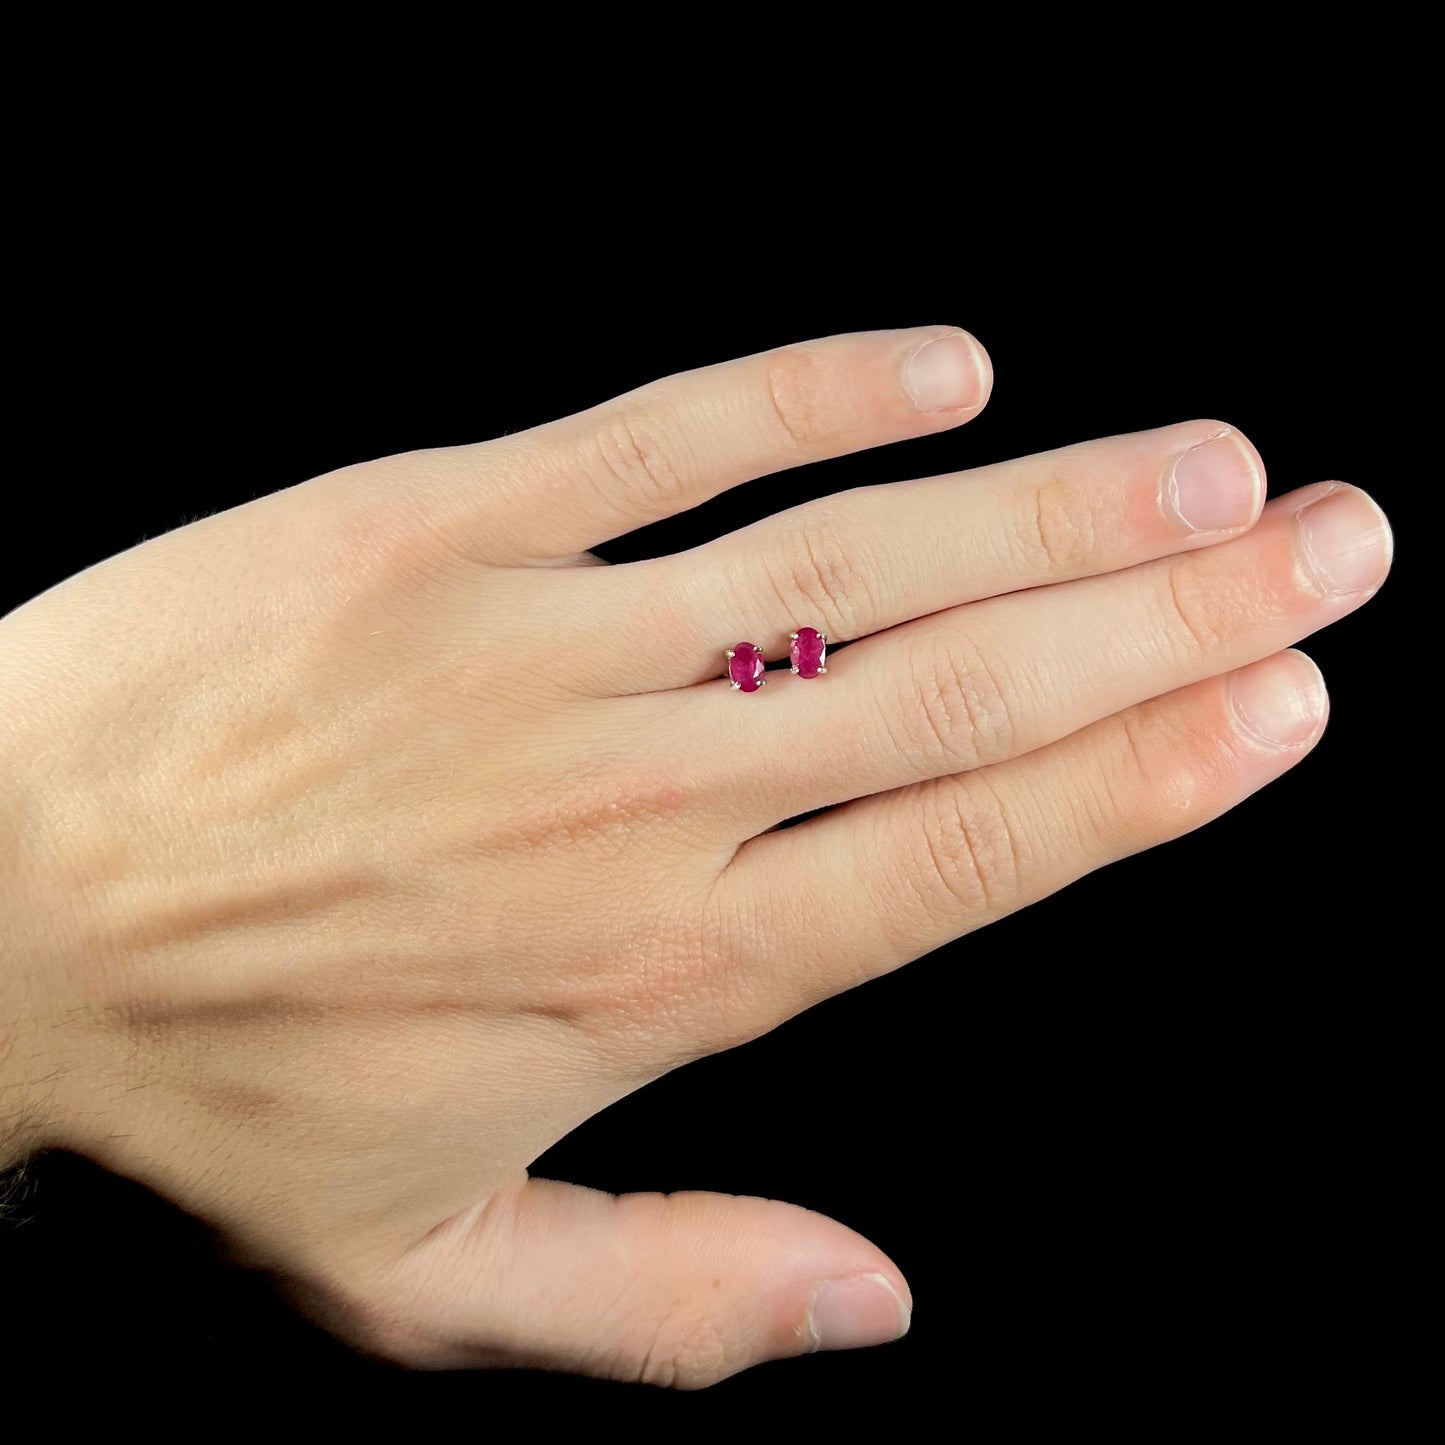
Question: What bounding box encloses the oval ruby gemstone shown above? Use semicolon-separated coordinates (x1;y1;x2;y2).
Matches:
727;643;765;692
790;627;827;679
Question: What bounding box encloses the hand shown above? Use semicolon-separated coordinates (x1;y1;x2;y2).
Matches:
0;327;1391;1385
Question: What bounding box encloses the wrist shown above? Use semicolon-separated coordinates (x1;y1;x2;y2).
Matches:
1;810;45;1169
0;1033;41;1169
0;702;78;1167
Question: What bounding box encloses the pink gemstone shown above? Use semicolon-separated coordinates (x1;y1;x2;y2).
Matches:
790;627;827;679
727;643;765;692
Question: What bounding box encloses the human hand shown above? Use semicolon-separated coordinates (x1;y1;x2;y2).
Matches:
0;327;1391;1384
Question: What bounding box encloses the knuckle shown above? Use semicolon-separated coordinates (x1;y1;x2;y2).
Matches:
1081;709;1209;846
634;1311;732;1390
912;777;1023;918
1115;708;1209;822
765;511;874;638
1157;556;1227;656
898;632;1017;773
595;405;693;516
1017;472;1098;575
1114;711;1158;796
317;462;464;581
762;345;827;451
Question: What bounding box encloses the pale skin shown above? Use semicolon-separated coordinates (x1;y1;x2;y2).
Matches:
0;328;1392;1384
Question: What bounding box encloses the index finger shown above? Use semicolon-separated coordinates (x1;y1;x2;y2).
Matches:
428;326;992;561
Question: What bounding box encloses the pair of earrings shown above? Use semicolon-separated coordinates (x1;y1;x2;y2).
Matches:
724;628;828;693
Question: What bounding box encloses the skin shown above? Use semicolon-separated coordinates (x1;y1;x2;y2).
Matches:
0;327;1392;1384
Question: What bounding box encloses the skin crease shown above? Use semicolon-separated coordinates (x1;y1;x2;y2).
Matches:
0;328;1393;1385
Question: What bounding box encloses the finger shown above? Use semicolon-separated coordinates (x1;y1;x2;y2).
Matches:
615;419;1265;688
691;482;1390;829
722;651;1329;1017
431;327;991;562
371;1178;910;1385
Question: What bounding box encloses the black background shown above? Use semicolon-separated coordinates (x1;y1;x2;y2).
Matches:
2;229;1435;1415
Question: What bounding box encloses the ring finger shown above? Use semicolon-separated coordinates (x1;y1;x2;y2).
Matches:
718;649;1331;1023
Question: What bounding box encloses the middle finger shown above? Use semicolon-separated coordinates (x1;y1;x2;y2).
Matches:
618;420;1264;690
680;480;1391;833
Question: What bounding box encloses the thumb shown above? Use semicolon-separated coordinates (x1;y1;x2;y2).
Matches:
367;1177;912;1386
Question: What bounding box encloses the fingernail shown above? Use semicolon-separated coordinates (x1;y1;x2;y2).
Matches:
1296;486;1394;595
902;334;985;412
1229;651;1328;749
808;1273;911;1352
1167;432;1261;533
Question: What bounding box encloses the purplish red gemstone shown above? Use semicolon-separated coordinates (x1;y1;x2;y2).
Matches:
727;643;765;692
790;627;827;678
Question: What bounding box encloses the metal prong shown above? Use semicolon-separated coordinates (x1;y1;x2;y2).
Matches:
817;665;828;674
729;680;741;689
791;665;800;674
789;631;798;640
725;649;735;659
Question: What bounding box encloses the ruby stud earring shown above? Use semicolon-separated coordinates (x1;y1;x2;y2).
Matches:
725;643;766;692
789;627;827;678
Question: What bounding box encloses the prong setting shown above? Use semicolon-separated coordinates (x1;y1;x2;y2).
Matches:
788;625;827;680
725;641;766;693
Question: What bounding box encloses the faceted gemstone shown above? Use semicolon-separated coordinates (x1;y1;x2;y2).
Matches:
727;642;765;692
790;626;827;679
